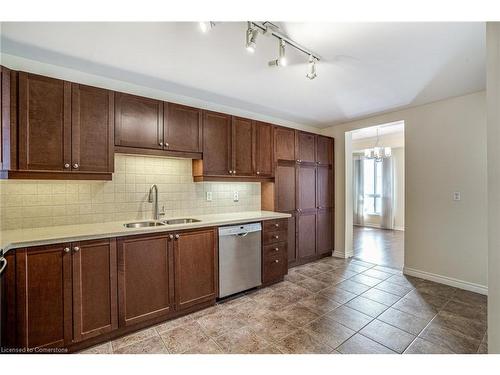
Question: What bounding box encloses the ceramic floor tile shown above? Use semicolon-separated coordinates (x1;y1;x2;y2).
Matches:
214;327;271;354
284;272;308;284
404;289;450;309
373;265;402;275
155;314;195;334
361;288;402;306
247;312;299;342
278;303;321;327
345;264;370;274
360;319;416;353
451;289;487;307
441;300;487;323
275;329;333;354
350;260;376;268
304;316;355;349
195;305;248;338
309;271;346;285
415;280;457;299
291;277;330;293
298;294;342;314
114;336;168;354
427;310;486;341
326;305;373;331
362;269;393;280
385;274;422;288
345;296;389;317
111;328;158;351
350;274;383;287
404;337;455;354
337;333;396;354
79;342;113;354
182;339;224;354
335;279;371;295
159;321;210;354
392;296;438;321
377;308;431;335
419;322;480;354
375;280;414;297
319;286;358;304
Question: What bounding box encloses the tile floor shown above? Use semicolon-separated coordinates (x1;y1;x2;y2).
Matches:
354;226;404;269
80;257;487;354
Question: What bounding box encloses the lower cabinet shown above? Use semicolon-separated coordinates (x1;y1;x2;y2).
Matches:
262;219;288;285
8;239;117;349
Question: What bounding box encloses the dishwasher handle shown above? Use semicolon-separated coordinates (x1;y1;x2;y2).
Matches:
0;257;7;277
236;232;249;237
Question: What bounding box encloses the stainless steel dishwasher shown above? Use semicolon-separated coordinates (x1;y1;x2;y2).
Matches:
218;222;262;298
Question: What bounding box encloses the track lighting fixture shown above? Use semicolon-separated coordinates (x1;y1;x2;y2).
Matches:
306;55;317;80
268;39;287;67
199;22;215;33
245;22;259;53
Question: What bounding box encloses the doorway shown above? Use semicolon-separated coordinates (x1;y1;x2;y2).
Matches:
346;121;405;269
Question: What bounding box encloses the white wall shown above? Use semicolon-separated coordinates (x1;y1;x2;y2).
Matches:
322;91;488;292
487;22;500;353
393;147;405;231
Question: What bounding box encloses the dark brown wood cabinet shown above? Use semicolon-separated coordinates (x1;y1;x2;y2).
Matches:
173;228;217;311
198;110;232;177
316;208;333;256
254;121;273;177
71;239;117;342
232;116;254;176
0;66;14;173
117;233;174;327
316;135;333;166
296;131;316;163
115;92;163;151
262;219;288;285
297;211;317;260
164;103;202;153
274;126;295;161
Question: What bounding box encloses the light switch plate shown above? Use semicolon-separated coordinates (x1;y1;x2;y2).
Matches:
233;191;239;202
453;191;461;201
206;191;212;201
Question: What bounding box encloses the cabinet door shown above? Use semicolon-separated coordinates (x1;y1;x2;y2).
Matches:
71;84;114;173
287;214;297;264
232;117;254;176
296;132;316;163
317;208;333;256
117;234;174;327
276;163;296;212
18;72;71;171
202;111;232;176
316;136;333;166
297;164;317;211
164;103;202;153
274;127;295;161
72;239;117;343
297;211;317;260
15;244;72;349
317;166;333;209
115;92;163;150
254;121;273;177
174;229;217;311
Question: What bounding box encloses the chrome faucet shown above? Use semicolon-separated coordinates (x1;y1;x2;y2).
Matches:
148;184;164;221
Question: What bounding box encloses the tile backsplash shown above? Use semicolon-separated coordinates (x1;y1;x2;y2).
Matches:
0;154;261;230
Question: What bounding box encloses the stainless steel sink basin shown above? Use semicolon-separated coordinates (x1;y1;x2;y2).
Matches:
163;218;201;225
123;221;166;228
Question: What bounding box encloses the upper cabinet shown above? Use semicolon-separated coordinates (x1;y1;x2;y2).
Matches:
164;103;202;153
316;135;334;166
1;71;114;180
193;111;273;182
274;126;295;162
115;92;163;151
296;131;316;164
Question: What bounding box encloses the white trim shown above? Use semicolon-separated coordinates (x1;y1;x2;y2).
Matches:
403;267;488;295
393;226;405;231
333;249;353;259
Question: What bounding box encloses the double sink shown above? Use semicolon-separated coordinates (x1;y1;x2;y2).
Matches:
123;218;201;228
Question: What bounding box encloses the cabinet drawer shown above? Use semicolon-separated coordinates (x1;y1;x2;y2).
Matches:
263;230;287;245
262;252;285;284
263;219;288;232
263;242;287;260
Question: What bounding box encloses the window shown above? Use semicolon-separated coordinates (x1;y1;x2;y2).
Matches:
363;158;382;215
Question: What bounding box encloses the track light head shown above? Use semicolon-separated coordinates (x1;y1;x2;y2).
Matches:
246;22;258;53
306;55;317;80
268;39;287;67
199;22;215;33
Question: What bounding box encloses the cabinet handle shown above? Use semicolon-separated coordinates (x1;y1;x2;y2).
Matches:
274;259;279;263
175;234;180;239
73;246;80;252
0;257;7;276
73;163;79;169
64;163;70;169
169;234;174;240
159;142;164;147
64;247;70;253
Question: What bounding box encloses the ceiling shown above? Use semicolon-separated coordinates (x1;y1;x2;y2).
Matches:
351;121;404;140
0;22;486;128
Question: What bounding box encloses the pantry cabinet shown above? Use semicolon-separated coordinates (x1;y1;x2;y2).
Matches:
254;121;273;177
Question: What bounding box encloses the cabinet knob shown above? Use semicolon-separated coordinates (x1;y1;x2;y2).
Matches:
175;234;180;239
169;234;174;240
64;247;70;253
73;163;79;169
159;142;164;147
275;247;279;251
256;171;260;175
274;235;279;240
228;170;232;174
233;170;236;174
73;246;80;252
274;223;279;228
274;259;279;263
64;163;70;169
165;143;169;148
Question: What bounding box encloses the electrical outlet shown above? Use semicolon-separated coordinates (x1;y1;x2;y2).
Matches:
453;191;461;201
233;191;239;202
206;191;212;201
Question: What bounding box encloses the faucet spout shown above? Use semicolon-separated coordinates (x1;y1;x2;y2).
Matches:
148;184;160;220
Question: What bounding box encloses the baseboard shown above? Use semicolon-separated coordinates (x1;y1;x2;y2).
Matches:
403;267;488;295
354;224;404;231
393;226;405;232
333;249;353;259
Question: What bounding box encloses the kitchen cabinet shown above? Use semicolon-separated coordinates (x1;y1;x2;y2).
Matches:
173;228;217;311
1;65;14;173
297;211;317;260
316;208;333;256
3;71;114;180
316;165;333;209
296;131;316;163
6;239;118;349
71;239;117;342
262;219;288;285
117;233;174;327
316;135;334;166
274;126;295;161
254;121;273;177
164;102;202;153
232;116;254;176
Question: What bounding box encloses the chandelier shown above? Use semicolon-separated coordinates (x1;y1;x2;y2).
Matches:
364;127;392;161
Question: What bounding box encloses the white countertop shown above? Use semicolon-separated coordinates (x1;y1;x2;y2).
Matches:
0;211;291;254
